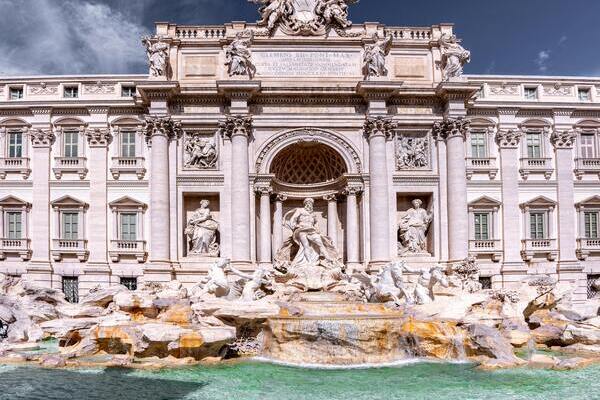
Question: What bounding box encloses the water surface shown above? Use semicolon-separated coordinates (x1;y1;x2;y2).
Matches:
0;361;598;400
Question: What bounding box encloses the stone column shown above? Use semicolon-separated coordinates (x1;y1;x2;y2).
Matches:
433;118;470;262
496;129;526;273
28;128;55;285
551;129;583;300
220;116;252;265
144;116;182;267
324;194;338;248
272;194;286;258
365;117;396;267
256;185;272;266
344;185;362;271
83;128;112;288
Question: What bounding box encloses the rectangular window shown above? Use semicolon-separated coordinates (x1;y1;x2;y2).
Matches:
62;212;79;240
62;277;79;304
585;212;599;239
120;277;138;291
120;213;137;241
578;88;591;102
524;87;538;100
526;133;543;158
530;212;547;239
479;276;492;290
474;213;490;240
63;131;79;158
588;274;600;300
7;132;23;158
470;132;487;158
63;86;78;98
121;86;136;97
6;212;22;239
580;133;596;159
9;87;23;100
121;131;136;158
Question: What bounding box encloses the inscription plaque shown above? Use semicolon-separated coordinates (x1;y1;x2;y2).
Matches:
253;51;361;77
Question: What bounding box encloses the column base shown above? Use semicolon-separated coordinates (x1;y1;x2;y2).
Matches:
557;260;583;273
501;261;527;274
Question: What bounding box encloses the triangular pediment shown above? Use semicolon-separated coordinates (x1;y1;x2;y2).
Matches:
469;195;502;208
520;195;556;209
577;195;600;208
0;195;30;208
109;196;147;210
51;195;88;209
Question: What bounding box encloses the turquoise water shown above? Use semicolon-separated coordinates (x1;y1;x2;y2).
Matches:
1;361;599;400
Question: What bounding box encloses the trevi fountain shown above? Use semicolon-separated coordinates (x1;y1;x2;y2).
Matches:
2;1;600;399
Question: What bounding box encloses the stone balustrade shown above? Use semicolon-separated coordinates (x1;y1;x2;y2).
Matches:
521;238;558;262
577;238;600;261
53;157;88;180
110;157;146;180
109;240;147;263
465;157;498;180
519;157;553;180
468;239;502;262
0;238;31;261
0;157;30;179
575;158;600;180
51;239;88;262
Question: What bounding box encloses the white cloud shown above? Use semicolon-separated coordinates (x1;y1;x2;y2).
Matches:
535;50;551;73
0;0;151;76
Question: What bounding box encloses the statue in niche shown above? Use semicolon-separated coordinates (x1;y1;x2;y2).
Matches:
186;200;220;257
363;34;392;80
142;36;169;77
396;137;429;170
184;136;218;169
438;33;471;81
398;199;432;255
225;30;257;79
249;0;293;33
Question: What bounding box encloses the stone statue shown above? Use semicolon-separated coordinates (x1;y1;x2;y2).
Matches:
185;200;220;256
142;36;169;78
396;137;429;170
228;266;273;302
438;33;470;81
225;31;257;79
452;256;482;293
315;0;358;29
249;0;293;32
363;34;392;80
184;136;218;169
412;265;449;305
398;199;432;254
192;259;231;299
354;260;411;304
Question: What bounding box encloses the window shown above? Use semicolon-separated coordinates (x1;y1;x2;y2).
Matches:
121;86;136;97
530;212;547;239
588;274;600;299
585;212;599;239
526;133;543;158
479;276;492;290
9;87;23;100
63;131;79;158
120;277;138;291
474;213;490;240
63;86;78;98
6;212;22;239
524;87;538;100
61;212;79;240
580;133;596;159
121;131;136;158
7;132;23;158
578;88;591;102
470;132;487;158
62;277;79;303
120;213;137;241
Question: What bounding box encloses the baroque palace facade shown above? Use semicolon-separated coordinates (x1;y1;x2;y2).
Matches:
0;1;599;305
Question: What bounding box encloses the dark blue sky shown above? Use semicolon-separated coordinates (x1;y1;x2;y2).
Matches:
1;0;598;77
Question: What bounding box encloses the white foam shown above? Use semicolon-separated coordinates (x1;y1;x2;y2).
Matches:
251;357;472;370
0;365;17;373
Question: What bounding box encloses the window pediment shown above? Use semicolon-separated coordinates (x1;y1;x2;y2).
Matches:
468;196;501;209
51;195;88;210
577;195;600;209
53;117;87;127
0;195;30;209
109;196;147;211
520;195;556;210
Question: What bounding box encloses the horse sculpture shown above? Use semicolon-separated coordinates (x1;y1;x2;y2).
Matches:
354;260;412;304
412;265;449;305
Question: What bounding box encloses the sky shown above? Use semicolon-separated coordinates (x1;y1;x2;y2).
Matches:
0;0;599;77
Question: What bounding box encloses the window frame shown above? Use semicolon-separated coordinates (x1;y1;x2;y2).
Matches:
584;211;599;239
578;87;592;102
526;132;543;158
473;212;491;240
63;85;79;99
529;211;548;240
120;277;138;291
579;131;597;159
5;211;23;240
60;211;80;240
119;212;138;241
7;130;23;158
470;131;488;159
120;130;137;158
9;87;24;100
62;276;79;304
62;129;79;158
524;86;538;101
121;86;136;98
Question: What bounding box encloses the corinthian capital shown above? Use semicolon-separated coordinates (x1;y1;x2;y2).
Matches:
364;116;397;141
30;128;56;148
551;129;577;149
495;129;522;148
85;128;113;147
432;117;470;141
144;116;183;143
219;115;253;139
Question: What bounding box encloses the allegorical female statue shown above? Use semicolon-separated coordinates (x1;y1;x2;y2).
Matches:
225;31;257;79
142;36;169;77
438;33;471;80
398;199;432;254
363;34;393;80
185;200;220;256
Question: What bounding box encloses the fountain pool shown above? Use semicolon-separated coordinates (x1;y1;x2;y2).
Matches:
1;360;599;400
